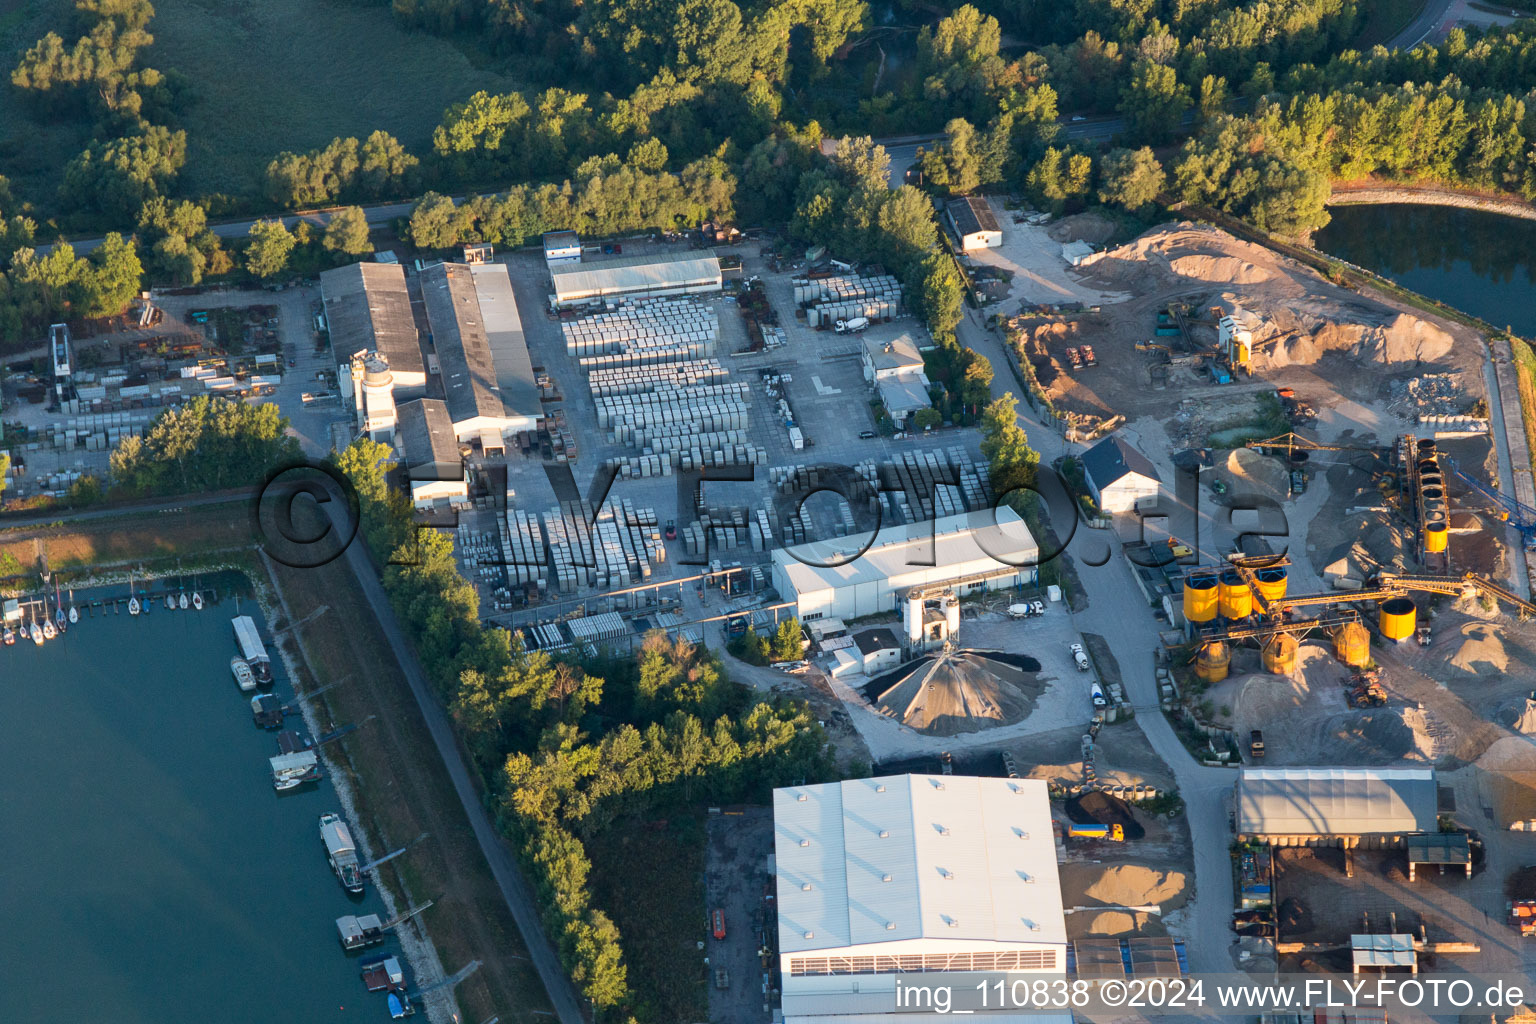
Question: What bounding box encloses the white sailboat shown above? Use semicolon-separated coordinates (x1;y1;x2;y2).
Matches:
67;588;78;624
191;589;203;611
128;574;140;616
179;591;189;610
164;591;175;610
30;612;44;645
54;580;66;632
41;595;56;640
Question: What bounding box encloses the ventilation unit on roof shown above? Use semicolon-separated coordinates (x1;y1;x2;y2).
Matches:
797;793;808;802
886;921;896;930
804;930;814;939
1017;831;1030;840
800;838;810;847
802;882;813;891
939;826;951;836
882;873;893;883
946;918;959;928
876;784;886;792
879;830;890;838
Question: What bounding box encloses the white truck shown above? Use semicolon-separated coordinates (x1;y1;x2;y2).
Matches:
1070;642;1090;671
835;316;870;334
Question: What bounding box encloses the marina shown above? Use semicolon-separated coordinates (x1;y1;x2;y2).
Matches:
0;578;398;1023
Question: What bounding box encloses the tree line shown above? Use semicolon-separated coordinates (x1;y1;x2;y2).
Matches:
336;439;833;1020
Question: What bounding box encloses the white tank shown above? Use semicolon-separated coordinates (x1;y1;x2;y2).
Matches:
943;594;960;639
905;593;924;645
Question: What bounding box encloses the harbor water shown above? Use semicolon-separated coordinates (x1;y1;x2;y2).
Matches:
0;580;388;1023
1314;204;1536;337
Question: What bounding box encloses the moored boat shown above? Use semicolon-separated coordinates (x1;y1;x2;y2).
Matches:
319;812;366;893
68;587;77;624
164;593;175;610
336;913;385;951
30;614;44;645
3;625;14;645
251;693;284;729
231;657;257;693
191;590;203;611
270;750;321;791
179;592;188;610
387;992;414;1018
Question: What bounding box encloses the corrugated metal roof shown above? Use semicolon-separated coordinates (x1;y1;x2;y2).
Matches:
947;196;1000;237
550;250;721;303
1238;767;1438;836
470;264;540;418
775;774;1065;954
1351;933;1415;968
878;375;932;417
395;398;461;476
320;262;424;379
772;508;1037;599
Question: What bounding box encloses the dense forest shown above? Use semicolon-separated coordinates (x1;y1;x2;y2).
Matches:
1;0;1535;339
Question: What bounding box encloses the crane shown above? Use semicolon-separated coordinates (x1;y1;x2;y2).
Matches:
1438;455;1536;549
1246;433;1381;459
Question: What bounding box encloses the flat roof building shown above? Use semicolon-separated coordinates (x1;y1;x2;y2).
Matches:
395;398;467;509
420;262;541;442
774;774;1067;1024
320;262;427;393
543;230;581;265
550;250;722;308
947;197;1002;251
772;507;1037;622
1236;767;1439;847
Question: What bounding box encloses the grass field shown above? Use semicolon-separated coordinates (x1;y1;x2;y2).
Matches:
0;500;258;574
0;0;523;207
267;544;549;1024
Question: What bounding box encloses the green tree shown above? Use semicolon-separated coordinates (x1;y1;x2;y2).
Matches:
409;192;469;250
980;392;1040;493
913;407;942;430
960;356;994;409
109;395;301;495
59;126;187;225
76;231;142;317
912;252;964;341
244;219;296;279
323;206;372;256
1119;58;1191;145
1097;146;1165;214
771;618;805;661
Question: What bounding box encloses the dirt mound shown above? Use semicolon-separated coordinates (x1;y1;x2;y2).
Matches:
1278;897;1313;934
1049;212;1117;244
1498;698;1536;734
1337;708;1435;761
1065;790;1147;840
1249;305;1455;371
1078;864;1188;907
1169;255;1273;284
1449;623;1510;676
1224;448;1288;494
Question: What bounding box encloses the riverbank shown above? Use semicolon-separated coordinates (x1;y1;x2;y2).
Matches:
1329;183;1536;222
0;500;543;1021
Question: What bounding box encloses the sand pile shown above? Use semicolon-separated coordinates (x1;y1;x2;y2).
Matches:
1337;708;1435;761
1169;255;1273;285
1058;863;1187;937
1075;864;1189;907
1475;737;1536;823
1448;623;1510;676
1319;511;1411;584
1496;698;1536;734
1224;448;1288;494
1250;307;1455;370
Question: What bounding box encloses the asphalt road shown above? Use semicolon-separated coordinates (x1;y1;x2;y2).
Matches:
952;306;1240;972
1390;0;1462;48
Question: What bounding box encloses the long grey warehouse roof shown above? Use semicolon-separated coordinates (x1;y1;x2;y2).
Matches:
320;262;424;379
421;263;538;425
948;196;1000;236
395;398;460;476
1237;767;1438;836
550;249;720;301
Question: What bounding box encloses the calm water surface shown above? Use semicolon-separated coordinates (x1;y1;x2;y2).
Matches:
0;582;388;1023
1314;204;1536;337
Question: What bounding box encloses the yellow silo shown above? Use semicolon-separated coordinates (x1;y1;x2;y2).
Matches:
1255;567;1289;604
1262;634;1298;675
1195;641;1231;683
1333;621;1370;667
1380;597;1417;641
1183;574;1219;623
1424;520;1449;553
1218;570;1253;619
1416;438;1436;456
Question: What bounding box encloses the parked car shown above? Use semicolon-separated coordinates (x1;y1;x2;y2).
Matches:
665;519;676;540
858;430;877;439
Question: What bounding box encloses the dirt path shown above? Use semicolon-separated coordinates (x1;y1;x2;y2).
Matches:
1329;184;1536;222
268;548;563;1022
